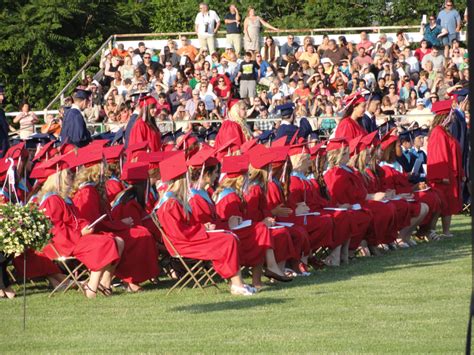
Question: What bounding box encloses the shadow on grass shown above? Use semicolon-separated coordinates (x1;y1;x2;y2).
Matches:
170;297;289;313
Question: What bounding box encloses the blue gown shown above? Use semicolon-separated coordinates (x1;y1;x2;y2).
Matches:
60;107;91;147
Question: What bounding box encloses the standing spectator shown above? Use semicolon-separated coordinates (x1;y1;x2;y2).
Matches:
260;36;280;67
13;102;39;139
421;14;443;48
194;3;220;54
236;52;259;104
224;4;242;56
280;35;300;68
243;7;279;57
177;35;199;63
437;1;462;57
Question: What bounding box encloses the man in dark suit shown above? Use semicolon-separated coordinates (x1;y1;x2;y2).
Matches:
397;131;417;173
360;95;380;133
274;103;298;144
60;89;92;147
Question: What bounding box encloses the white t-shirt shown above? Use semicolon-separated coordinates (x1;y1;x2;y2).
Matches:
195;10;220;36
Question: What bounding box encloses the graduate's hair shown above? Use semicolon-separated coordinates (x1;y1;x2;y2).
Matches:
248;165;267;187
312;153;331;200
189;164;218;184
289;153;310;172
367;146;382;177
105;162;121;178
326;147;348;168
143;103;160;132
348;149;371;185
213;175;245;201
165;176;191;214
381;142;397;163
37;169;73;202
70;164;107;211
430;113;448;130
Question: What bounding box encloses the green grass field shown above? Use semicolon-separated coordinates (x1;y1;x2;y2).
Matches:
0;215;472;353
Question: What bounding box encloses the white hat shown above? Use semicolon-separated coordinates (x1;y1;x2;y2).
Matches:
416;98;425;106
104;49;111;56
321;58;333;65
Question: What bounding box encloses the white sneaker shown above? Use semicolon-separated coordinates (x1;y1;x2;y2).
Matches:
398;241;410;249
230;284;256;296
244;284;257;293
407;239;417;247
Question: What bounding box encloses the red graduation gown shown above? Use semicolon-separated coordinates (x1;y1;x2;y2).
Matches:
214;189;272;267
40;194;120;272
379;164;441;225
244;183;296;262
286;175;334;250
73;185;158;284
427;126;463;216
323;167;374;248
157;195;239;279
265;181;311;258
128;119;161;156
334;116;367;140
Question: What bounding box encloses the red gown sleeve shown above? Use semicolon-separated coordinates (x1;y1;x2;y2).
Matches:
287;176;305;210
244;185;270;221
266;182;283;211
189;195;214;224
215;192;244;221
334;117;367;140
427;126;451;182
72;187;102;225
157;199;208;242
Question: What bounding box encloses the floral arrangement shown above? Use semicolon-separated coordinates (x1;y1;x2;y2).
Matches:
0;203;53;255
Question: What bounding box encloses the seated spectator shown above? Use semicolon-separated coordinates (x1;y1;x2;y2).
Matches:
322;39;349;65
252;105;273;136
156;93;171;115
293;78;311;103
255;53;273;87
138;52;162;76
163;61;178;87
104;95;118;118
213;75;232;104
395;31;410;51
169;82;191;113
317;34;330;56
450;45;465;69
131;68;147;92
156;109;173;133
405;89;419;109
353;46;373;67
41;114;62;137
177;35;199;63
197;82;219;112
260;36;280;67
321;58;334;76
381;95;396;115
414;40;432;62
374;33;393;57
192;101;213;133
103;55;121;87
160;43;181;68
296;36;315;59
280;35;300;67
298;44;320;69
185;90;201;117
300;60;315;77
222;45;238;62
112;43;128;58
356;31;374;53
172;104;191;132
421;46;445;72
119;55;136;81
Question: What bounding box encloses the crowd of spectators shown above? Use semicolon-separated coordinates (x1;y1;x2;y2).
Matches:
43;1;468;140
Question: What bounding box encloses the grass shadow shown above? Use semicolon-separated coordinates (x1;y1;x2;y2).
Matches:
170;297;289;313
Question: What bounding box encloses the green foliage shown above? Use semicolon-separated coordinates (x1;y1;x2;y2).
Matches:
0;0;457;111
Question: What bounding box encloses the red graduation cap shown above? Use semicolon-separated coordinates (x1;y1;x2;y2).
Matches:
326;138;348;151
360;130;380;150
187;147;219;168
0;159;11;181
121;162;149;182
64;148;103;169
221;155;249;178
268;146;290;164
103;145;124;163
159;151;187;182
271;136;288;148
58;143;76;155
288;143;309;156
349;135;364;155
138;95;158;107
380;127;397;143
89;139;110;148
126;141;149;161
41;154;70;171
240;138;258;154
380;135;399;150
4;142;28;162
176;131;198;150
248;145;274;169
137;151;181;169
309;142;325;160
431;99;453;115
343;92;366;107
33;141;57;162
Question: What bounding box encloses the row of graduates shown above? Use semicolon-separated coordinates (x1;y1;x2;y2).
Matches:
1;111;459;297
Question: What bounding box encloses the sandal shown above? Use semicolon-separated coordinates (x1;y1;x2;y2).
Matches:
230;284;255;296
98;284;113;297
83;283;97;299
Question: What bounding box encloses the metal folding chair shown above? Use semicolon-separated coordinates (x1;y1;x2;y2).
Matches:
48;245;89;298
150;213;219;295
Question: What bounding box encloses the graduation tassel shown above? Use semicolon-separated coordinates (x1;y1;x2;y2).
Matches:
196;163;205;190
280;157;288;184
145;177;150;206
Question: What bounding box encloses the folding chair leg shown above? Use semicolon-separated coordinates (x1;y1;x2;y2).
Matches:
7;267;17;283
